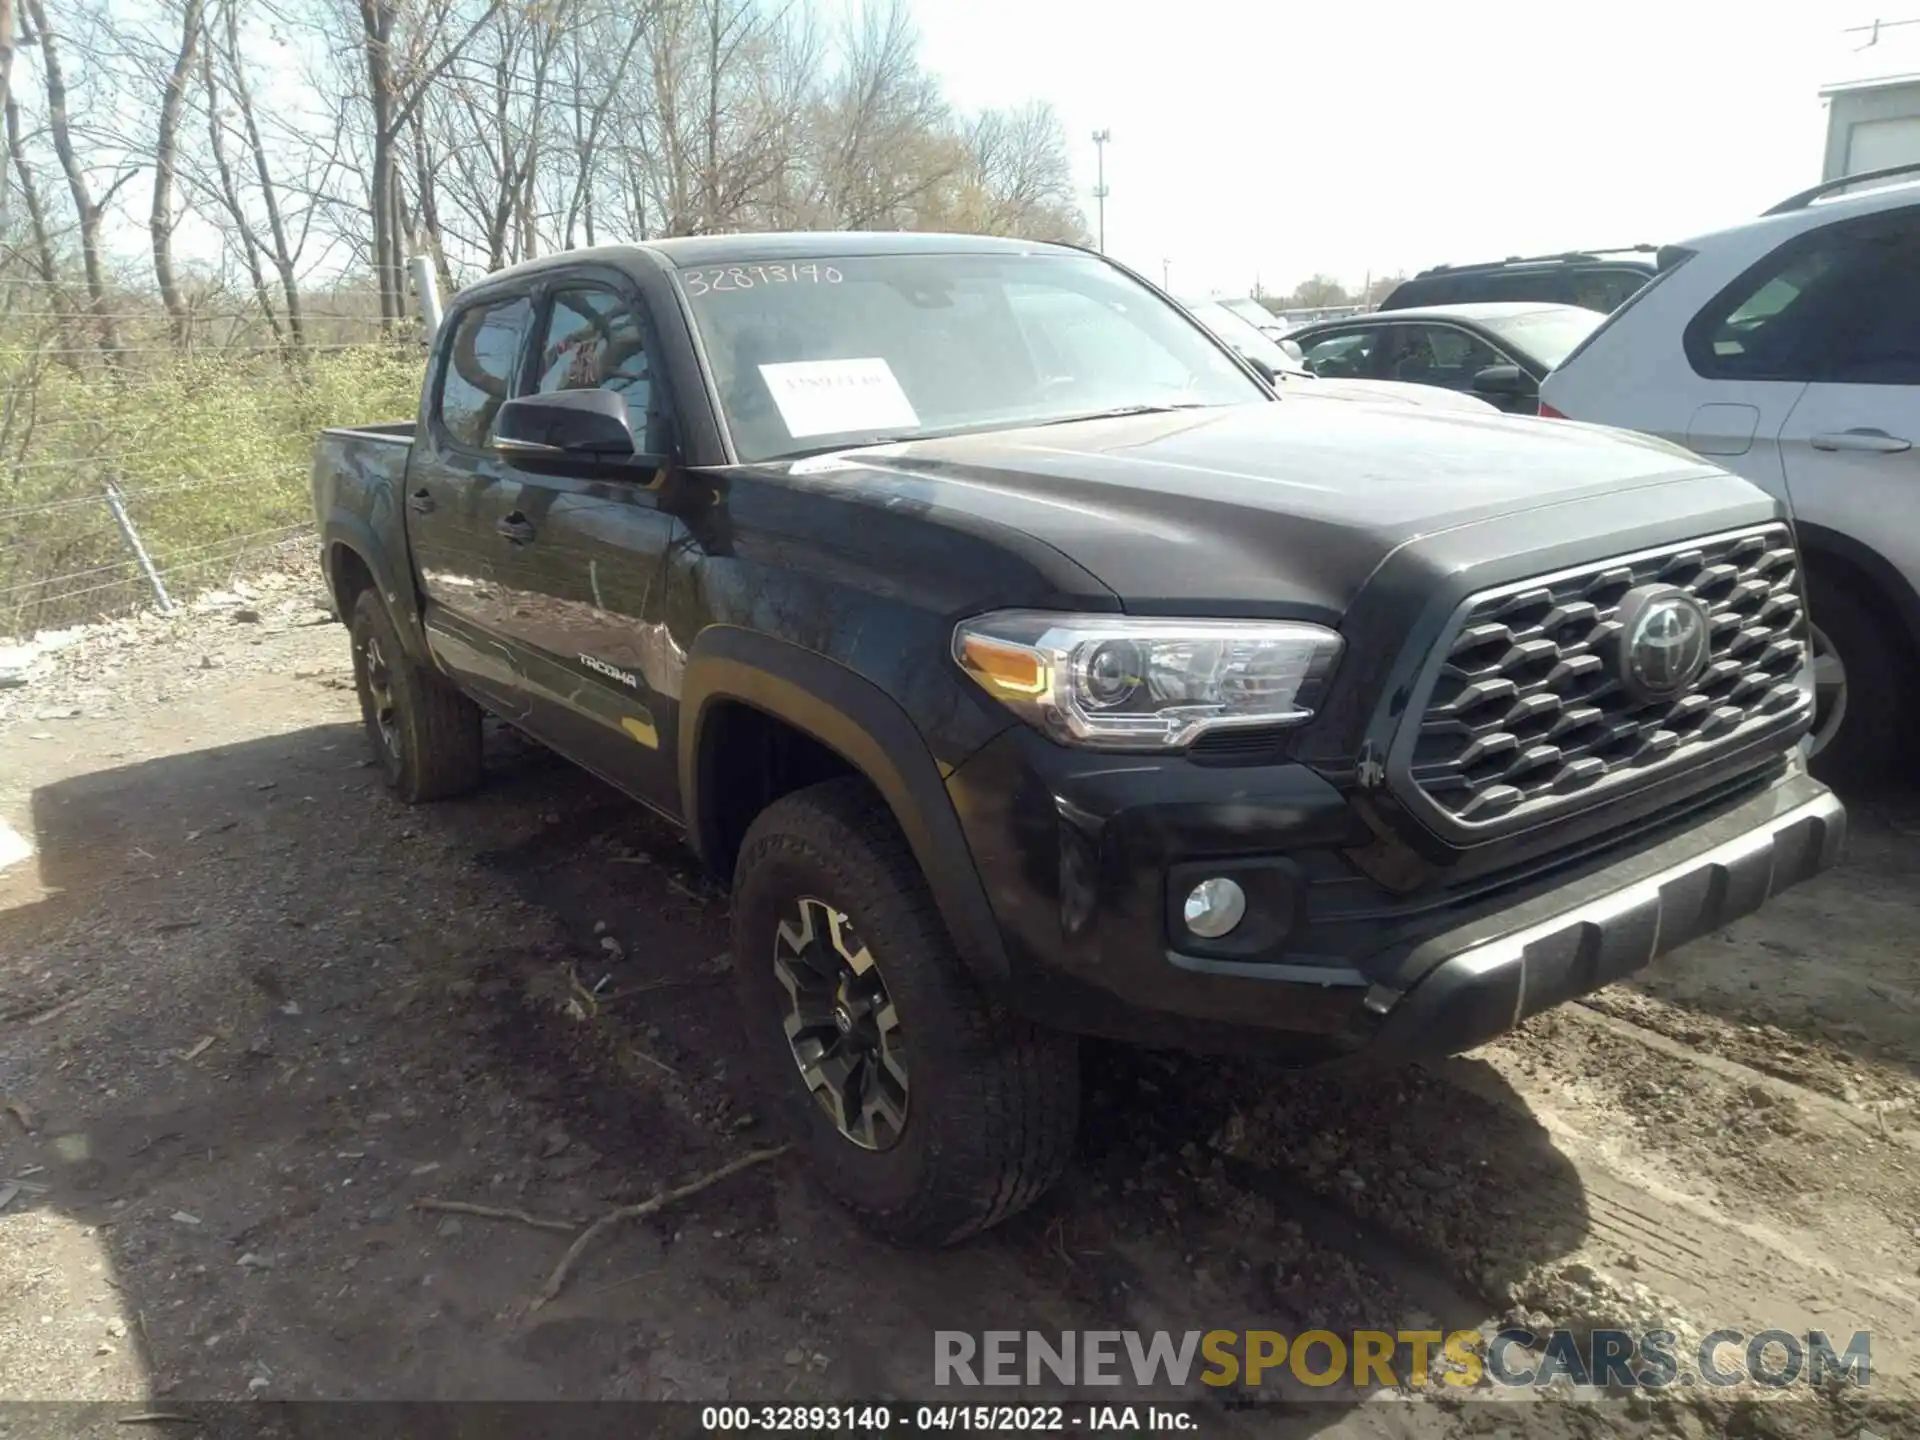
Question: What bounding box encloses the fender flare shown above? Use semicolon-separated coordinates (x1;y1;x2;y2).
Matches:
320;511;429;663
1795;519;1920;659
679;626;1011;985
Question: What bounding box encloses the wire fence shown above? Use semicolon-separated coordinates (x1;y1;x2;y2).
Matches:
0;291;427;639
0;469;316;633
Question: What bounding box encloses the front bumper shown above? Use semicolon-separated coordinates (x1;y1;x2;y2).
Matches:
1354;781;1843;1064
944;727;1844;1064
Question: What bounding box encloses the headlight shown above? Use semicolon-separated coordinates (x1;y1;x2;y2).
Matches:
952;610;1342;750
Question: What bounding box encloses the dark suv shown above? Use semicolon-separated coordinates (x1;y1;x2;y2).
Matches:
1380;249;1659;313
312;232;1842;1246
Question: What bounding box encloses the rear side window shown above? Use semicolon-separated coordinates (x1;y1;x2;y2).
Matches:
1565;269;1649;312
439;296;533;448
1686;206;1920;384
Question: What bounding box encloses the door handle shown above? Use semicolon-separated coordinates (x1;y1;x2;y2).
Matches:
407;488;435;514
1809;428;1912;454
495;512;537;544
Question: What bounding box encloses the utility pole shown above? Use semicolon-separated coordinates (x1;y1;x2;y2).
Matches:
1091;129;1110;253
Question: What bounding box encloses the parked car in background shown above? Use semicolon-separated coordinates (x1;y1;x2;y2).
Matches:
1180;297;1497;413
1379;249;1659;313
1540;164;1920;787
1213;295;1291;339
1284;302;1603;413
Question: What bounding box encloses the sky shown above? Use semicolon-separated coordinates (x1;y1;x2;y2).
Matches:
904;1;1920;298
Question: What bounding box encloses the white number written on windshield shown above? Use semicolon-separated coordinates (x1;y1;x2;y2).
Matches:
682;264;844;297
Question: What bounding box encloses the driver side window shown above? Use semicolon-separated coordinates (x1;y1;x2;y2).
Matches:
532;287;667;448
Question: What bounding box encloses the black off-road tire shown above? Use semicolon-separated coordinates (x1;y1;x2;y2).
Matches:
731;777;1079;1246
1806;573;1915;793
348;588;484;803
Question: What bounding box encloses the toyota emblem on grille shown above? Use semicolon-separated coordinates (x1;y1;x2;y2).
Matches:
1617;586;1711;703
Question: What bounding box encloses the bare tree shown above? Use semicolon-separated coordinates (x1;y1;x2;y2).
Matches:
221;1;323;343
197;32;282;342
20;0;132;356
150;0;207;340
954;101;1083;241
803;0;954;229
1288;274;1353;308
337;0;503;324
0;0;1089;339
428;0;571;270
2;60;57;289
0;0;15;224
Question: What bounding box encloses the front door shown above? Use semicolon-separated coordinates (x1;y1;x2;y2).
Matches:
486;282;686;814
405;291;536;715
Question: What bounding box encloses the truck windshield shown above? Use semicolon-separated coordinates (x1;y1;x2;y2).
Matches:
675;252;1267;463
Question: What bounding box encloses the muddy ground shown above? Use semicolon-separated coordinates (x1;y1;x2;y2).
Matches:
2;569;1917;1438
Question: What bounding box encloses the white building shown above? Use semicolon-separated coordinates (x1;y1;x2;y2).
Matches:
1822;18;1920;179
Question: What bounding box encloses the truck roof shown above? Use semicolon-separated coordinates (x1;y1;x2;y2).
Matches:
476;231;1076;285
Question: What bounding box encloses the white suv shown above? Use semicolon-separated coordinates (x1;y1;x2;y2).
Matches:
1540;165;1920;788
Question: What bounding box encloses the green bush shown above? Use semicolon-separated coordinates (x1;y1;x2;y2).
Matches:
0;345;423;637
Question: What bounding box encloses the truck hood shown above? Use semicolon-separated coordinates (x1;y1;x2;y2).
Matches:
770;397;1740;619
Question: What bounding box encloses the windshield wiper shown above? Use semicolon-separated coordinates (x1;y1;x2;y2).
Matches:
774;437;911;462
1027;402;1212;428
763;405;1212;463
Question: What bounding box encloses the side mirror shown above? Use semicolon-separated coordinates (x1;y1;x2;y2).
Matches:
1240;351;1278;385
1279;339;1306;364
495;388;637;458
1470;363;1533;398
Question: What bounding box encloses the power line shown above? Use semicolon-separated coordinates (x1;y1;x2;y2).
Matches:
1846;16;1920;48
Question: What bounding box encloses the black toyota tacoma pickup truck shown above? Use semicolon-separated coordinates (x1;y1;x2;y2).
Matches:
312;232;1844;1245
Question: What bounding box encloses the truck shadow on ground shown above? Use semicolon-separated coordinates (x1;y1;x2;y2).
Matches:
1;722;1597;1425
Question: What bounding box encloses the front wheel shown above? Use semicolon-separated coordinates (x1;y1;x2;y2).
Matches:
1805;575;1914;792
730;778;1079;1245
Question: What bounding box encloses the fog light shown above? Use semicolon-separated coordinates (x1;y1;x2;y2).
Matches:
1182;877;1247;939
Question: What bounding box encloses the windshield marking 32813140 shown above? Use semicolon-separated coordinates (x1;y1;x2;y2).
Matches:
677;252;1266;464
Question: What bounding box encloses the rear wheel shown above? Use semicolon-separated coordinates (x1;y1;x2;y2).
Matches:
349;588;484;803
1805;573;1914;792
730;777;1079;1245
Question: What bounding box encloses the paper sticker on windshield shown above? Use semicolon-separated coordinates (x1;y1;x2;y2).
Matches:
758;359;918;439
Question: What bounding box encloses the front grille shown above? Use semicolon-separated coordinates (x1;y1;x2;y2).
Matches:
1403;526;1809;832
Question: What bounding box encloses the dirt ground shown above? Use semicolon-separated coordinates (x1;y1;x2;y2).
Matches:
3;567;1918;1438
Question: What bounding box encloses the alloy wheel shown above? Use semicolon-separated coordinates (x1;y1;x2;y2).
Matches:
773;896;909;1151
1808;622;1847;758
361;632;400;758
